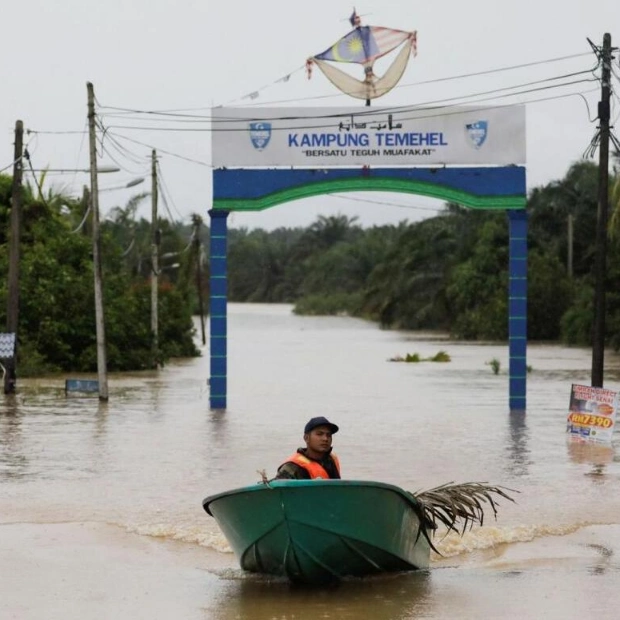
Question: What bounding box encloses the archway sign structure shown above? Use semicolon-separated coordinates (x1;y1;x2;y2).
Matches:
209;105;527;412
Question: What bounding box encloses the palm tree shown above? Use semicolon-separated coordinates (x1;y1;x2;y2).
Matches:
297;214;360;257
104;192;150;275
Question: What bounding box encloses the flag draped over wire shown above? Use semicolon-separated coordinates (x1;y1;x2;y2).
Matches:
306;13;417;101
314;26;413;65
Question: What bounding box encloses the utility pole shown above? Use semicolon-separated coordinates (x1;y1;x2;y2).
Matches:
151;149;159;367
4;120;23;394
192;214;206;345
591;34;613;388
87;82;108;400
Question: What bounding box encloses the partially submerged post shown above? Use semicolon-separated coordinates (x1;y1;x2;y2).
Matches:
86;82;109;401
4;120;23;394
151;149;159;368
591;33;613;388
191;214;207;346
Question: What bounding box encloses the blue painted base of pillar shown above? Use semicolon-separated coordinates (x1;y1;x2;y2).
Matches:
508;210;528;413
509;377;527;412
209;210;229;410
209;377;227;410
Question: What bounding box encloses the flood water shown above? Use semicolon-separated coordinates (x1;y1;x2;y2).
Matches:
3;303;620;619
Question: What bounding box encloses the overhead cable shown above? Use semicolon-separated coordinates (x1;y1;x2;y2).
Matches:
107;132;213;167
95;52;593;115
97;67;596;125
100;78;600;134
330;193;443;212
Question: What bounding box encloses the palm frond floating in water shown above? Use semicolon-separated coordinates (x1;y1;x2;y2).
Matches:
411;482;518;537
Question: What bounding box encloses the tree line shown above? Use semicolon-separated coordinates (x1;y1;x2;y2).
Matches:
224;159;620;349
0;176;201;375
1;157;619;376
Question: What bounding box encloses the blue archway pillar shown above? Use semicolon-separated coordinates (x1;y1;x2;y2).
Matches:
208;209;229;410
508;209;528;413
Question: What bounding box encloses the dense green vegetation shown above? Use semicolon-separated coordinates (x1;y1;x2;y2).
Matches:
1;157;619;377
0;178;200;375
223;159;620;349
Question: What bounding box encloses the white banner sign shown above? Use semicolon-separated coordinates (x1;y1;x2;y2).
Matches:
566;384;619;443
211;105;526;168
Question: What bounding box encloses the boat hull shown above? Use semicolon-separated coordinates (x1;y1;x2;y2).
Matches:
203;480;430;584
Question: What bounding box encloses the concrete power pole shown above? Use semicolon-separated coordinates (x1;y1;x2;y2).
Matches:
87;82;109;400
591;33;613;388
4;120;23;394
151;149;159;368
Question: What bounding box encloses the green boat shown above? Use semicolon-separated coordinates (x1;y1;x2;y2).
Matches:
202;479;432;584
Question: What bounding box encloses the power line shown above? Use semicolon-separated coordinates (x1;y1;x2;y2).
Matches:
70;202;91;234
0;134;36;173
158;184;176;222
219;64;306;106
22;150;49;207
156;161;183;221
234;73;599;125
27;129;88;135
106;136;149;167
237;53;596;107
107;132;213;167
23;53;600;142
98;122;149;167
0;156;21;173
95;52;593;115
329;193;443;212
95;78;599;134
96;137;145;176
27;68;600;140
97;67;596;127
22;72;600;184
67;119;88;193
96;127;150;175
80;86;600;176
21;85;598;187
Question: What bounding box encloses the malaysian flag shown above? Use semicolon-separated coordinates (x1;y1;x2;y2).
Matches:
314;26;412;65
369;26;414;60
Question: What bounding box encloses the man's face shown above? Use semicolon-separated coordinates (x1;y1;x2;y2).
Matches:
304;425;333;455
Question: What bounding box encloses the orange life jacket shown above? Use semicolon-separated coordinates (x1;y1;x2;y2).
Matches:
285;452;341;479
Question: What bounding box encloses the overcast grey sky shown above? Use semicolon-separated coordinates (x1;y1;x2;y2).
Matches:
1;0;619;230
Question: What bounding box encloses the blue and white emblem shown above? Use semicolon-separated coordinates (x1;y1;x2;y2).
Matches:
249;122;272;151
465;120;488;149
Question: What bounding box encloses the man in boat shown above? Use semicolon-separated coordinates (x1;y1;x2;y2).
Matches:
275;416;341;480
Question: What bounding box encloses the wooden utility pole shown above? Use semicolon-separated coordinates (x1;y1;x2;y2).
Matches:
591;34;613;388
192;214;206;345
4;120;23;394
151;149;159;368
87;82;109;400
